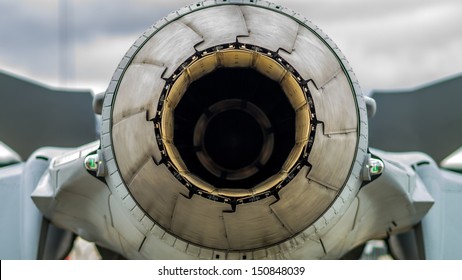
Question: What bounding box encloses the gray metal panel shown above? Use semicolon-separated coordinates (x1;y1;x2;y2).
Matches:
128;161;188;229
0;163;23;259
132;21;203;79
308;74;358;135
223;196;291;250
112;63;166;124
307;124;357;191
171;195;231;250
180;5;249;51
19;150;52;259
108;195;145;258
238;6;298;53
278;27;340;87
320;197;359;258
112;111;160;184
139;234;196;260
270;166;337;234
420;167;462;259
284;236;326;260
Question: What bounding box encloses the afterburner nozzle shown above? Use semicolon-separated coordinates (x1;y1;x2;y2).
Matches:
102;0;367;252
156;46;313;199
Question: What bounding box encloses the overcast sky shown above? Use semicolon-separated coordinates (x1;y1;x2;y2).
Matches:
0;0;461;93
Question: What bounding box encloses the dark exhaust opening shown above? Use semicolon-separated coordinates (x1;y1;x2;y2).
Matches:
174;68;295;189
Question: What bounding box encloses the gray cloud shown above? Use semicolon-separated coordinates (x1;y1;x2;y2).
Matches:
0;0;461;92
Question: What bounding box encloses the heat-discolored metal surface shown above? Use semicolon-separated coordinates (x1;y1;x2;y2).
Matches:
180;5;249;51
238;5;299;53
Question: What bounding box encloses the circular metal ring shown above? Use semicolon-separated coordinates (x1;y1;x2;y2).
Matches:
193;99;274;180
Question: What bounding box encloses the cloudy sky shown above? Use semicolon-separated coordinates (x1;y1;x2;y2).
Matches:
0;0;461;93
